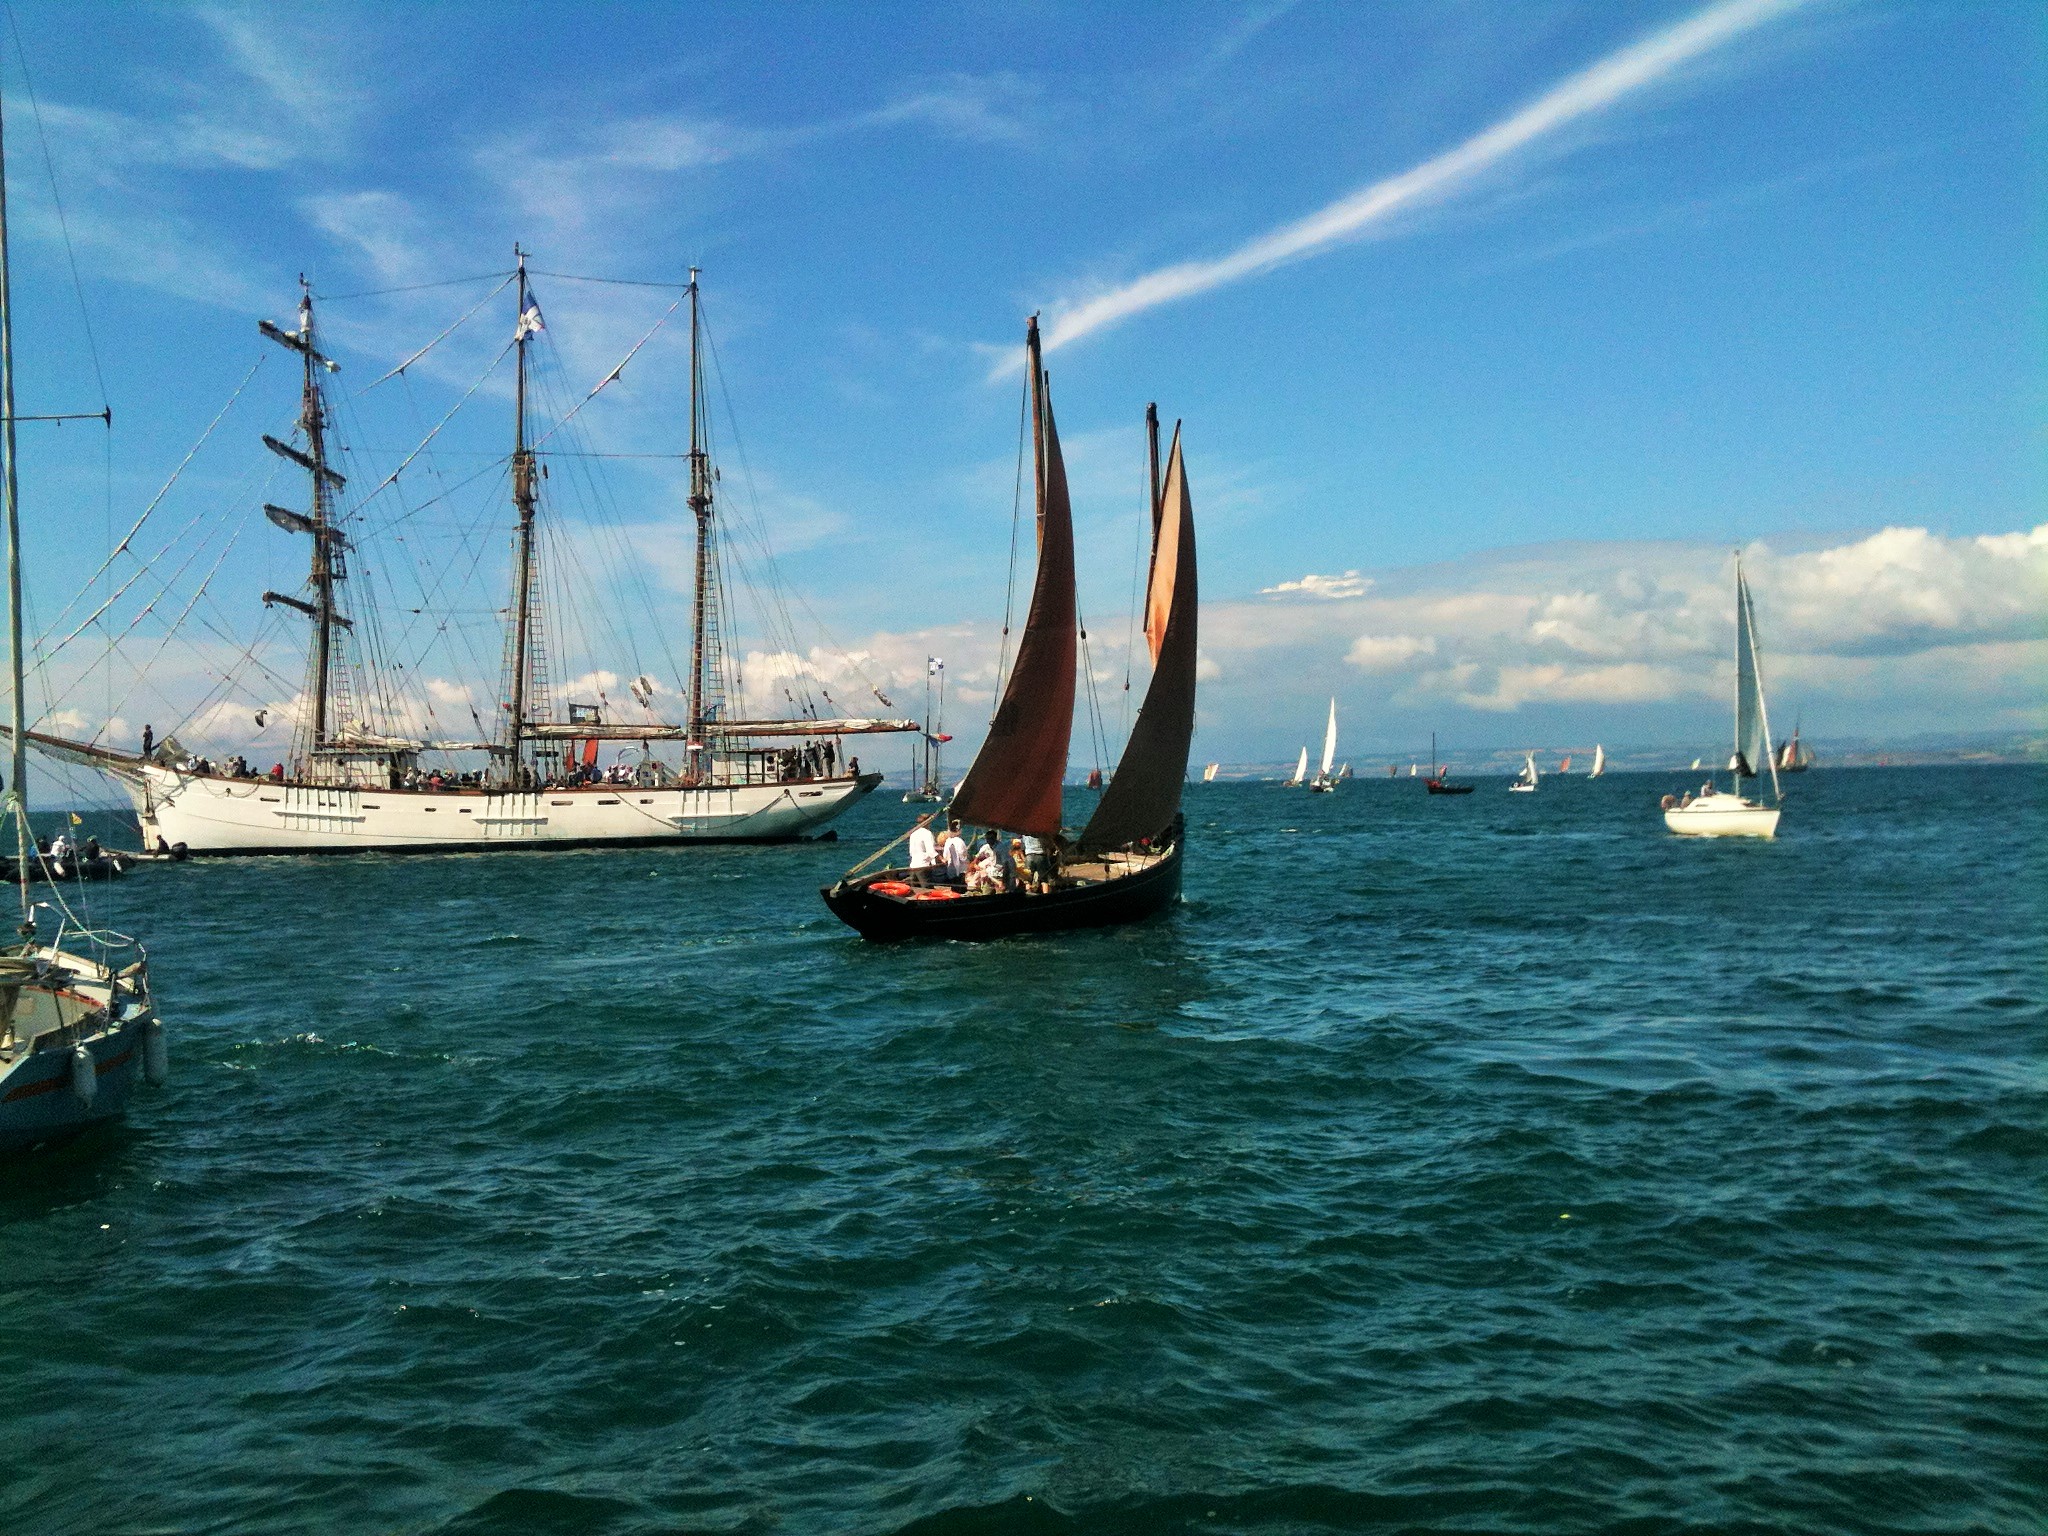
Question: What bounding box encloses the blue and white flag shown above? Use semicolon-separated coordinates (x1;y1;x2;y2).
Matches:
516;290;546;340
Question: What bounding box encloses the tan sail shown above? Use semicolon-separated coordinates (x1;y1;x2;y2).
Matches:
949;317;1076;838
1078;427;1196;852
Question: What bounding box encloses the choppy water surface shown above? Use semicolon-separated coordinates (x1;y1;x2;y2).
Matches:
3;766;2043;1534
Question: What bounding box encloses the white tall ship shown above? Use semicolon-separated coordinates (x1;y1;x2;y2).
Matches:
1308;698;1338;792
1664;553;1782;838
22;259;913;854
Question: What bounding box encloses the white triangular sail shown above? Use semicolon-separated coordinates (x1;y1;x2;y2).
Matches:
1318;699;1337;778
1202;762;1219;783
1291;746;1308;785
1590;744;1605;777
1734;557;1780;803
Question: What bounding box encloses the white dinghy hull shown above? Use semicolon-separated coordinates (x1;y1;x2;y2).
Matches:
1663;792;1780;838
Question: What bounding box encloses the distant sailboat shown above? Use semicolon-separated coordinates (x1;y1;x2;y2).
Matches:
1509;751;1539;793
1778;722;1814;773
1662;553;1782;837
1201;762;1219;783
1408;762;1418;778
1337;762;1352;780
1284;746;1308;786
904;657;948;802
1589;744;1606;778
1425;732;1474;795
1308;699;1338;792
1691;757;1703;771
1559;754;1572;774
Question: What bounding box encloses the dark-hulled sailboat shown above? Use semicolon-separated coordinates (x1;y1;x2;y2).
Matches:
822;318;1197;941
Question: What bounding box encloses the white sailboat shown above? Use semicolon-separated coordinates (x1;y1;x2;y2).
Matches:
1201;762;1219;783
1284;746;1308;786
1663;553;1781;837
0;89;165;1152
1509;751;1539;792
20;263;914;853
1308;698;1338;791
1589;744;1606;778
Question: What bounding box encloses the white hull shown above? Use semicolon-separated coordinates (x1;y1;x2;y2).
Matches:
1663;793;1780;838
120;763;881;854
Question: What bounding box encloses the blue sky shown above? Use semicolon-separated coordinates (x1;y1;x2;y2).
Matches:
3;0;2041;775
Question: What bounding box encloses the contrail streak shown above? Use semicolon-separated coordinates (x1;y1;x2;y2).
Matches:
1028;0;1812;364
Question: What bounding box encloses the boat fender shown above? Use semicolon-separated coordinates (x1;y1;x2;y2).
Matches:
68;1044;97;1106
171;843;189;862
867;880;914;897
143;1017;169;1087
914;888;963;901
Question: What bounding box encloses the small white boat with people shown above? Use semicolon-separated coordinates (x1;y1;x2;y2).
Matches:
0;89;165;1152
1308;698;1339;792
1663;553;1783;838
1509;751;1539;792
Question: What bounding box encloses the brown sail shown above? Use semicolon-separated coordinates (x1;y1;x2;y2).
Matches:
948;318;1076;839
1078;425;1197;852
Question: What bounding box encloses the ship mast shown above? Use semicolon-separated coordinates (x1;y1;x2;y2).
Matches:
258;282;346;757
686;268;712;755
0;85;29;926
505;246;540;784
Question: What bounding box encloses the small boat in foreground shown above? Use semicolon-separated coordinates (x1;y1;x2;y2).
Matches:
0;90;164;1151
1663;554;1782;838
824;326;1196;941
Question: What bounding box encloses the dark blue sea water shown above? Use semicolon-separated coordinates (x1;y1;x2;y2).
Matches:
3;766;2043;1535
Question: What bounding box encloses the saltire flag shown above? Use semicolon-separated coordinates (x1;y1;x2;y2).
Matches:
516;289;546;340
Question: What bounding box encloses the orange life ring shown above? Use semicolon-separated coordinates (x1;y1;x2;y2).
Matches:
913;887;964;901
867;880;914;897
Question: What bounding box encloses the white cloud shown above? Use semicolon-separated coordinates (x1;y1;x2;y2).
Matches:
1022;0;1814;362
1346;633;1436;671
1262;570;1371;599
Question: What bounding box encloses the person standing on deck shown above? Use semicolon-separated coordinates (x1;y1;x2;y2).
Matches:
906;820;938;884
940;820;969;883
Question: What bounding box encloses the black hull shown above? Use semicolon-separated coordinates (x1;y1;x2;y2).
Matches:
822;841;1182;942
1425;782;1475;795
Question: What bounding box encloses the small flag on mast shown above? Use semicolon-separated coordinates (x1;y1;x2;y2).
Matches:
516;290;546;340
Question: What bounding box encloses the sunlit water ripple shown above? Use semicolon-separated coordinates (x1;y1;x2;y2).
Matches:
3;766;2042;1534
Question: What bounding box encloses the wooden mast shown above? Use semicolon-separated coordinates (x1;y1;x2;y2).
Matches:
1029;316;1047;540
299;284;337;749
506;245;539;784
0;82;30;925
686;268;712;759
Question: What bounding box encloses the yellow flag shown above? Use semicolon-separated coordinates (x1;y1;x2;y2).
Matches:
68;812;82;825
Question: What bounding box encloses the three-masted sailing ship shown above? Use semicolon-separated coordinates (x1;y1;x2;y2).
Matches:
1662;553;1783;837
822;317;1195;941
0;85;164;1151
24;257;913;853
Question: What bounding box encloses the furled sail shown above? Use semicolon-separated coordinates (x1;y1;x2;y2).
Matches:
1734;560;1773;780
1079;429;1198;851
949;319;1076;838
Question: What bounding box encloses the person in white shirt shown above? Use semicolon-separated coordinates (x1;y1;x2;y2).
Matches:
907;822;938;871
940;820;969;882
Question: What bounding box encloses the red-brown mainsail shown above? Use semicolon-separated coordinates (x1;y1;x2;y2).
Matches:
1077;426;1197;853
947;316;1076;839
